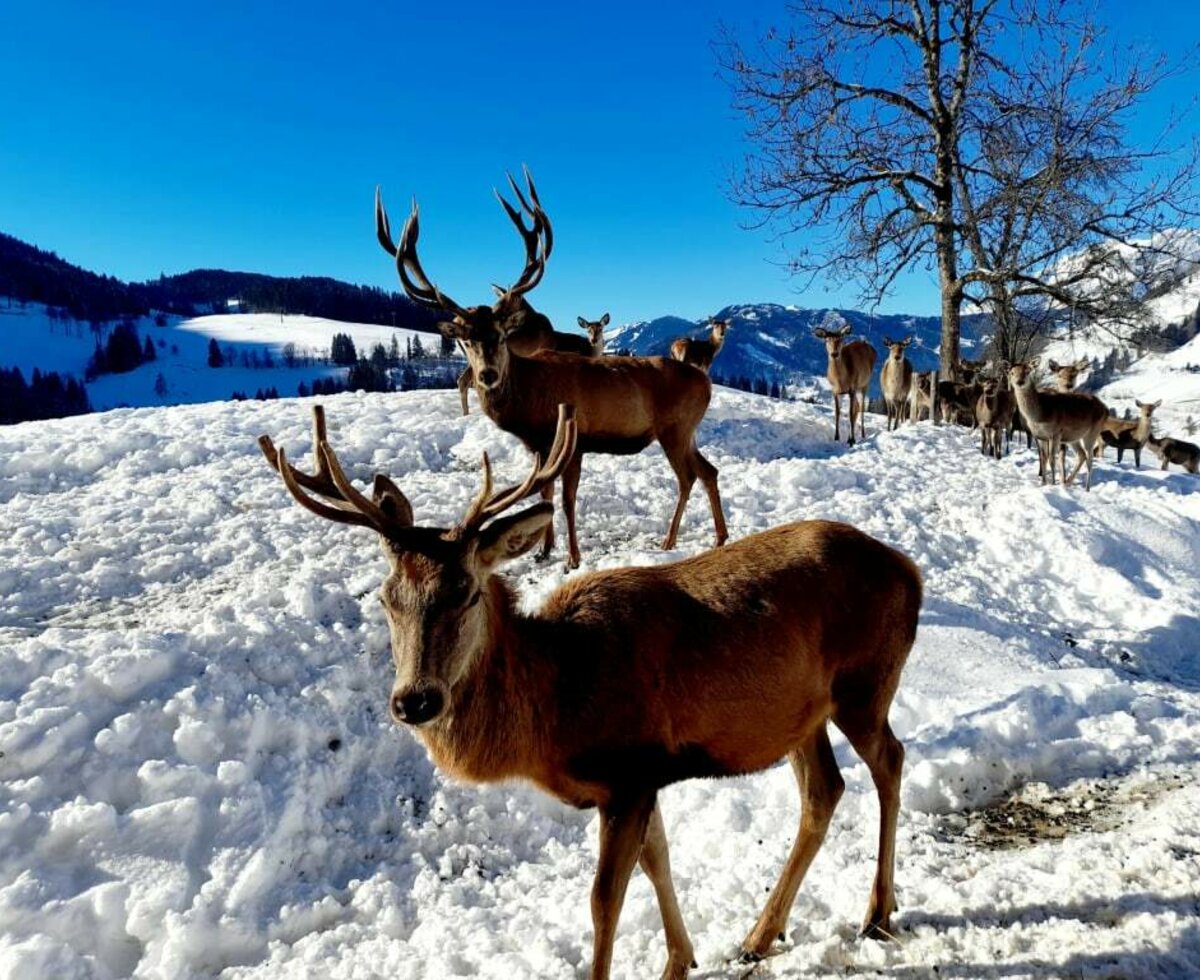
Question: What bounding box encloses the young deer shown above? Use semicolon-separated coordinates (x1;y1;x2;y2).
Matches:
907;370;936;423
880;337;914;431
975;380;1008;459
1147;434;1199;473
1098;400;1160;468
259;403;923;980
814;325;876;445
377;172;726;568
670;319;730;374
577;313;610;356
1008;358;1108;489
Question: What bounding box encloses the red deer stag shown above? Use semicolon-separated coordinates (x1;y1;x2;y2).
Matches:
670;319;730;374
577;312;610;356
377;174;595;416
1008;358;1108;489
880;337;913;431
259;403;923;980
814;325;876;445
376;172;726;568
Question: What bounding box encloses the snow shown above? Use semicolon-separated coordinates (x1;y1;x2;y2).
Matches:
0;303;446;410
2;387;1199;978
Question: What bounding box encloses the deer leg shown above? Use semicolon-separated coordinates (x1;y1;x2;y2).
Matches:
535;480;556;561
739;726;844;961
691;444;727;547
860;387;868;441
832;392;842;442
639;803;696;980
661;439;696;552
1135;445;1142;469
1077;440;1096;490
560;452;583;570
591;791;657;980
1065;441;1086;487
835;713;904;939
457;366;473;416
847;392;858;447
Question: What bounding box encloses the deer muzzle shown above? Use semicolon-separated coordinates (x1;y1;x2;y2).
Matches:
390;679;450;727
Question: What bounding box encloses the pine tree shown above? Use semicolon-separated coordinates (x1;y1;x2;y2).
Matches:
208;338;224;367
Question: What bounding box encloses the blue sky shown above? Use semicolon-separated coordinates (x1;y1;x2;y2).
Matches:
1;1;1195;327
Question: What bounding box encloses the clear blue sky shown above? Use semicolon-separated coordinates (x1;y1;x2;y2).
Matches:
1;1;1195;327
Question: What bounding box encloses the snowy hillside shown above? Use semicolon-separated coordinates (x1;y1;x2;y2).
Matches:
2;389;1199;978
0;302;452;411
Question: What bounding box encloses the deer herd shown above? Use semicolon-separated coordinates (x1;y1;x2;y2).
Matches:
258;170;1192;980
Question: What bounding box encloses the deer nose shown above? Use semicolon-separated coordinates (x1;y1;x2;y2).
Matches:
478;367;500;387
390;682;447;726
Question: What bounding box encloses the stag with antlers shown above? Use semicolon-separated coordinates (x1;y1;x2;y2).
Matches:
259;402;922;980
375;169;726;568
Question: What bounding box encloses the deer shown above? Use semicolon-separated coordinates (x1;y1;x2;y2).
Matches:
907;370;936;423
376;170;727;569
975;380;1007;459
1008;358;1108;489
879;337;914;431
400;178;598;416
1097;400;1160;468
936;359;985;427
1146;434;1199;473
258;402;923;980
814;325;876;445
1048;358;1090;392
577;313;610;356
670;319;730;374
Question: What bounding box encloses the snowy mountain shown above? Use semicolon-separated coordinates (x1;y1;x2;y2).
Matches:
1;387;1198;977
608;303;992;396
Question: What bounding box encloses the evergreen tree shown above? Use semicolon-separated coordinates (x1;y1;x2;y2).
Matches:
208;338;224;367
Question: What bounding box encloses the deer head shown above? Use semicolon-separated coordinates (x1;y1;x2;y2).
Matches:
259;403;577;727
813;324;852;357
1048;358;1089;391
882;336;913;360
578;312;610;348
1135;399;1162;417
710;319;730;346
376;167;553;394
1007;357;1039;391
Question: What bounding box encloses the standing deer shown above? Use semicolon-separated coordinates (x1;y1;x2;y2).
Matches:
907;371;936;423
1146;434;1200;473
259;403;923;980
975;381;1005;459
1008;358;1108;489
670;319;730;374
879;337;914;431
1098;400;1160;467
577;313;610;356
377;171;726;568
814;325;876;445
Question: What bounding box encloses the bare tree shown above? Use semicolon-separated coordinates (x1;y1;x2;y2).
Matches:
720;0;1198;377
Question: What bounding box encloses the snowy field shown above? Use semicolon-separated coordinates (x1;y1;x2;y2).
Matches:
1;388;1199;979
0;303;444;410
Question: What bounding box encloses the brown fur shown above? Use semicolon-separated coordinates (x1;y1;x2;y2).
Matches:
670;320;729;374
1098;400;1160;467
815;326;877;445
1147;435;1199;473
1009;359;1108;489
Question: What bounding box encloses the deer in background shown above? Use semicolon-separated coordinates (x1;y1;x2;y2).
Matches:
814;325;876;445
1147;434;1199;473
379;175;597;416
577;313;610;356
937;359;984;427
975;377;1015;459
907;370;936;423
377;171;726;568
259;402;923;980
1098;400;1160;468
1008;358;1108;489
670;319;730;374
880;337;914;431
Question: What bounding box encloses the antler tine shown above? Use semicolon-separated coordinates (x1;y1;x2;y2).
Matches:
258;405;346;500
522;165;553;262
375;186;398;257
316;440;399;534
456;404;578;535
495;168;553;298
272;445;377;530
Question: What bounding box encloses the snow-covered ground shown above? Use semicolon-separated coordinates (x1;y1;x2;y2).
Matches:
1;389;1199;979
0;302;444;410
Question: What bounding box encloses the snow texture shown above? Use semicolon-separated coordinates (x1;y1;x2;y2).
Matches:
1;388;1199;979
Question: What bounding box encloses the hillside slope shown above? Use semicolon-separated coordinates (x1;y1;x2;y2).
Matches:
1;391;1198;978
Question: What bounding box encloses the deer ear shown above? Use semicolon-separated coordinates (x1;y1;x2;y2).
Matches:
474;503;554;570
438;319;472;340
600;313;610;326
373;474;414;527
577;316;587;329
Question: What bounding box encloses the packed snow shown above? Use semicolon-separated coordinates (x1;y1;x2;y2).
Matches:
1;388;1199;979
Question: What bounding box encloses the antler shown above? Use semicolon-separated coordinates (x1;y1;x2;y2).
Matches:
455;404;577;537
494;165;554;298
259;405;414;535
375;187;469;318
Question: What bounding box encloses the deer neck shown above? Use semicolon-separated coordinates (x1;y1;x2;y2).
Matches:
419;577;555;786
1011;380;1049;423
1135;413;1153;440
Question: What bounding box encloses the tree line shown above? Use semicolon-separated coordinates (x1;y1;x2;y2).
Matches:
0;366;91;425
